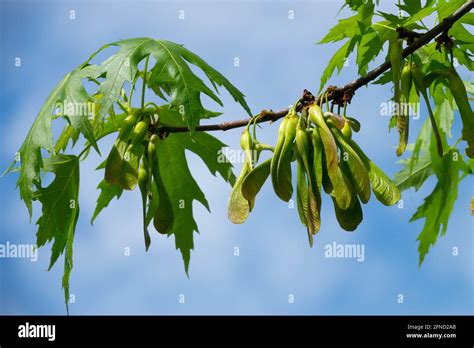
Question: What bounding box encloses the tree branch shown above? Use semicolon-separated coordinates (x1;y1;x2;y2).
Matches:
162;0;473;134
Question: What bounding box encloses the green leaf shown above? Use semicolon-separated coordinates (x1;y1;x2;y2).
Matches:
452;48;473;71
344;0;367;11
318;2;376;90
388;115;397;130
55;125;80;153
460;12;474;26
410;149;463;265
16;65;98;218
159;40;252;117
92;38;156;121
465;81;474;95
319;38;358;92
318;14;360;44
367;160;401;206
91;38;251;131
148;40;251;129
228;162;252;224
357;2;375;27
394;153;434;192
356;26;383;75
400;0;436;25
32;154;80;312
376;11;403;25
345;135;400;206
437;0;466;20
373;70;393;85
241;158;272;211
104;130;143;191
94;111;127;140
56;65;101;155
435;68;474;157
430;81;454;138
413;45;432;65
408;119;431;171
450;23;474;53
153;108;235;273
91;180;124;224
398;0;422;15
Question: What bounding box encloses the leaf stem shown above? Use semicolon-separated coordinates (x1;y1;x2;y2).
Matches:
78;146;90;160
255;143;274;152
116;100;129;114
141;55;150;110
420;91;444;157
129;74;139;105
373;22;396;31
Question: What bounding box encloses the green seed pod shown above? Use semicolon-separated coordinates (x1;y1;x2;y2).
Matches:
332;165;354;210
270;117;288;197
346;117;361;132
138;159;150;193
311;127;324;191
227;162;252;224
323;111;345;130
148;134;159;169
118;113;138;139
330;125;371;204
148;140;174;234
138;157;151;250
241;158;271;211
148;135;174;234
228;129;255;223
240;128;254;165
400;63;413;101
346;137;400;206
272;112;298;202
308;104;338;180
331;192;363;232
295;157;309;226
396;62;412;156
295;120;321;237
129;121;148;149
278;113;298;161
309;104;350;209
295;147;314;246
295;120;312;184
104;113;141;190
341;121;352;139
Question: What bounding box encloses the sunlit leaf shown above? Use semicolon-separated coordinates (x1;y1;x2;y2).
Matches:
410;149;464;265
33;154;80;312
15;65;99;218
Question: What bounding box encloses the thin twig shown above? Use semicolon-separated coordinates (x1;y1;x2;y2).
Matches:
141;55;150;110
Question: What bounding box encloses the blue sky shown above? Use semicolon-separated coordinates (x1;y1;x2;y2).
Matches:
0;0;472;315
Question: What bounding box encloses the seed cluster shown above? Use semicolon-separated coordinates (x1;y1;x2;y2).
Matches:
228;102;401;246
104;112;174;250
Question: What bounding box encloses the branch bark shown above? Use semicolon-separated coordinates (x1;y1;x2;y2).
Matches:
162;0;474;133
